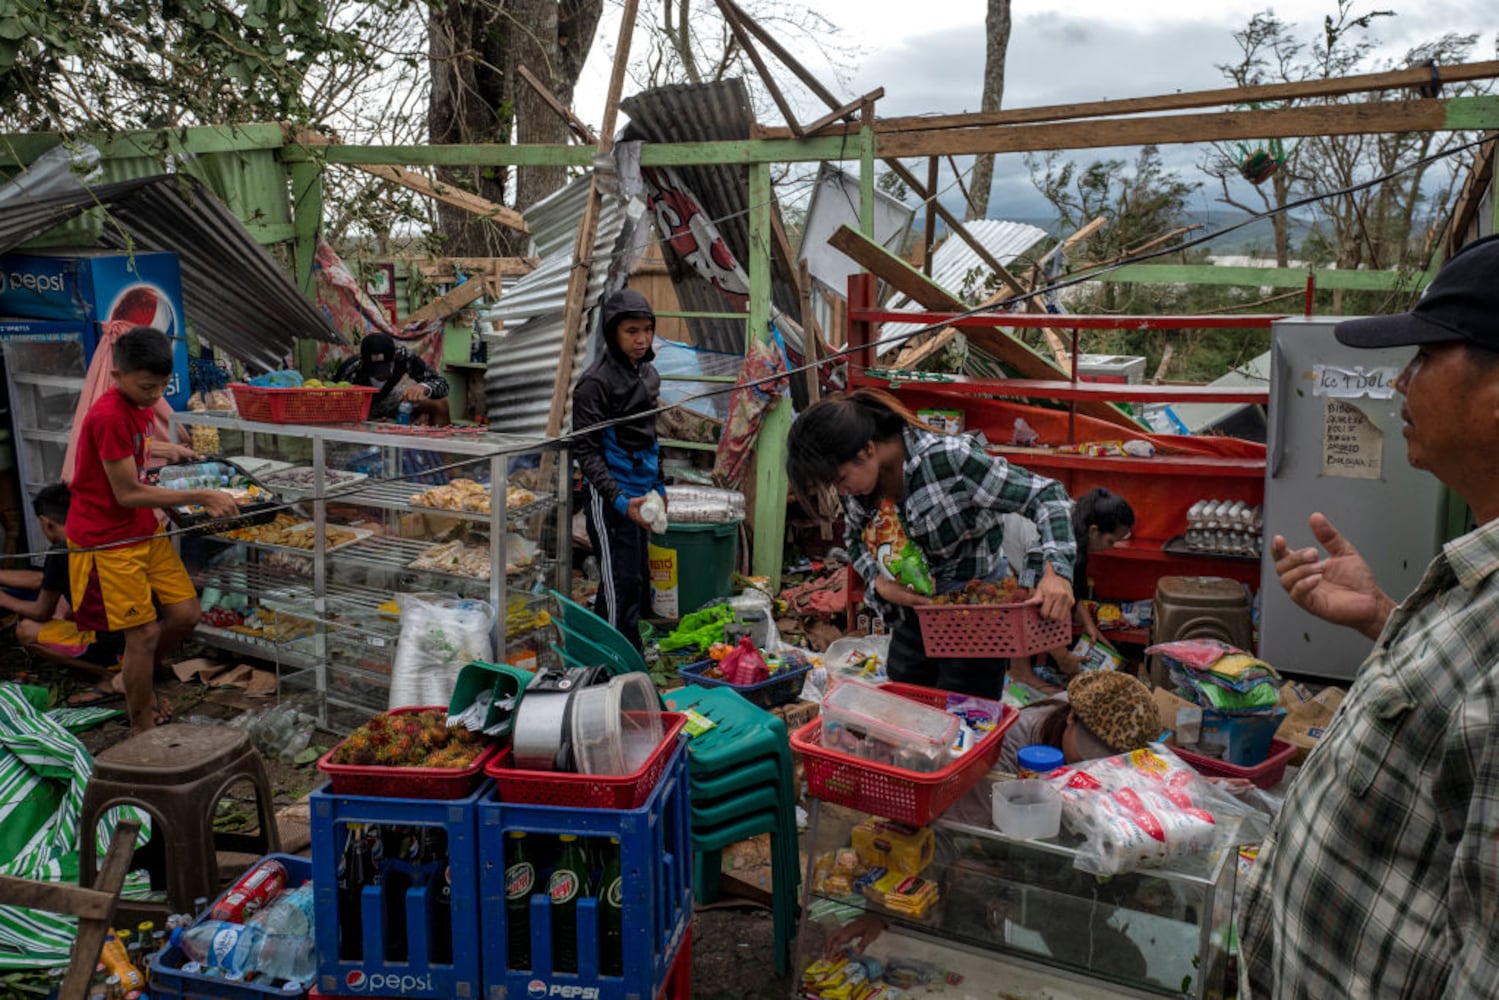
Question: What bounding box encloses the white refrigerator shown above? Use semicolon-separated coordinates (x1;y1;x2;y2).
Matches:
1258;317;1454;680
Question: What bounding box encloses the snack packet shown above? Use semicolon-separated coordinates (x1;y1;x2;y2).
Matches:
862;499;934;597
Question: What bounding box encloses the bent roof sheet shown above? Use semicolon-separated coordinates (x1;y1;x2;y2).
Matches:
0;174;339;371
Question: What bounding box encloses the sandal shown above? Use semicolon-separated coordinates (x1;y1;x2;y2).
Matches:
67;685;125;708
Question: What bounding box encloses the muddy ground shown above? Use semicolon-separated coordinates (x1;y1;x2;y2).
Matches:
0;629;798;999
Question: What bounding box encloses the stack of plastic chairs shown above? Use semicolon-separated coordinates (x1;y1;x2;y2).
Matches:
547;589;649;675
661;684;798;975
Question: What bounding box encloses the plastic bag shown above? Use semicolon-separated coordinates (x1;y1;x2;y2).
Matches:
389;593;496;709
862;499;933;597
718;636;770;686
1042;743;1263;875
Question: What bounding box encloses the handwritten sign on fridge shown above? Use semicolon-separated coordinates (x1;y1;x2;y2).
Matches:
1312;364;1400;399
1321;399;1383;480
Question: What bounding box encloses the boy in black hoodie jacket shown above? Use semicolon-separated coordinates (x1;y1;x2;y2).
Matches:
572;288;666;651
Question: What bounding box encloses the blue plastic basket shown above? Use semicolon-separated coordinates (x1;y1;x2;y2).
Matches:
309;780;488;999
148;854;314;1000
477;737;692;1000
678;658;811;708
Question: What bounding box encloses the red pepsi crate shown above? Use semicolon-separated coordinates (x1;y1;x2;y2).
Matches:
309;780;488;998
477;737;692;1000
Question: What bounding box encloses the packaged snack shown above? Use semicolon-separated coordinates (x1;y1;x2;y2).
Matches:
862;499;933;597
852;819;934;876
864;870;940;918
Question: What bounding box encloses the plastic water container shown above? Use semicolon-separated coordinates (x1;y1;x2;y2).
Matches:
820;679;960;773
992;778;1061;839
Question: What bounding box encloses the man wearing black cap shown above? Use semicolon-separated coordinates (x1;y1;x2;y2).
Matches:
1239;234;1499;998
334;331;450;425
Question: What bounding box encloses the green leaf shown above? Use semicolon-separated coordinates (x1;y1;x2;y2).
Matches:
0;17;26;40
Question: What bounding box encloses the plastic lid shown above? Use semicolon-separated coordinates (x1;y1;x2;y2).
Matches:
571;672;664;775
1016;744;1065;774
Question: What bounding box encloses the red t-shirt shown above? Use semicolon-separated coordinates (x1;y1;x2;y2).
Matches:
67;387;160;548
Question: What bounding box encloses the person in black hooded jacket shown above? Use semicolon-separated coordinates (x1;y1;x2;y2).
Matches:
572;288;666;650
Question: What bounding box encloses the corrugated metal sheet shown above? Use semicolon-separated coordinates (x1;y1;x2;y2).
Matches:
621;79;801;354
875;219;1048;356
0;174;338;370
480;174;636;434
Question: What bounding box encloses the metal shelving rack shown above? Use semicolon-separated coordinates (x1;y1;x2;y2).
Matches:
170;413;569;726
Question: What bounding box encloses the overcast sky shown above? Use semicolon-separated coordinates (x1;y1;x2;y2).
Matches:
574;1;1497;218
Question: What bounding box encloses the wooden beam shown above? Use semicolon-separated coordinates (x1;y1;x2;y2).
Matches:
399;277;488;327
544;0;640;440
883;158;1027;297
877;99;1472;159
1025;218;1107;366
66;819;140;1000
713;0;805;135
408;257;538;282
720;0;844;109
351;163;529;233
827;224;1139;430
798;258;819;403
516;64;599;145
921;157;938;277
802;89;886;136
755;59;1499;138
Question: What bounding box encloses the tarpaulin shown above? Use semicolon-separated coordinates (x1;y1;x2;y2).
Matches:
712;323;791;489
311;239;443;374
0;684;150;969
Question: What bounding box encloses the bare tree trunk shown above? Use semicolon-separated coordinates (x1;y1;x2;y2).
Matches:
429;0;602;256
965;0;1011;221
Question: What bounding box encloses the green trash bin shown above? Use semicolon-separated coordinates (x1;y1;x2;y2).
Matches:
649;520;741;620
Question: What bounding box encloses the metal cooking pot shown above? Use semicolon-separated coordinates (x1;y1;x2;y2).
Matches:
510;665;608;770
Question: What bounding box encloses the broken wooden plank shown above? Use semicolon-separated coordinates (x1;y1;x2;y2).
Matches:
544;0;641;440
517;64;600;145
408;257;537;283
828;224;1139;430
713;0;805;136
399;278;488;328
353;164;529;234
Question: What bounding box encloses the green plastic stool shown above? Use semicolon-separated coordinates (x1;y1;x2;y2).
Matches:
552;621;640;676
548;589;649;674
692;808;799;975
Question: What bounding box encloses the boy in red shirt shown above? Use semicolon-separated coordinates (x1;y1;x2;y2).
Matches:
68;327;238;732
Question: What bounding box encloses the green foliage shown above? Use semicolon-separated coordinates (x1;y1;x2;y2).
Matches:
0;0;405;132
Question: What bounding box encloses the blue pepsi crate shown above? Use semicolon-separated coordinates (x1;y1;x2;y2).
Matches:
478;738;692;1000
148;853;314;1000
309;779;488;999
678;658;811;709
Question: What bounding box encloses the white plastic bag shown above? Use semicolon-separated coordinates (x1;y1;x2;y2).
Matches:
1042;743;1261;875
389;593;496;709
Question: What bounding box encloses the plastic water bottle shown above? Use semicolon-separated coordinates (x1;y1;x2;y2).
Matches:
397;400;414;425
248;883;316;937
179;920;315;983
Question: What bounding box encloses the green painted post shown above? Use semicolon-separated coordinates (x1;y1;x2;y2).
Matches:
860;121;876;239
748;161;788;591
288;158;323;296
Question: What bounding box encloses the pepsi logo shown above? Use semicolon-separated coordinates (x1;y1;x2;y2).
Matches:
527;979;547;998
345;971;367;990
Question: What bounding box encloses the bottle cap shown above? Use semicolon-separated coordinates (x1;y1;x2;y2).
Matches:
507;831;526;839
1016;744;1065;776
559;834;577;842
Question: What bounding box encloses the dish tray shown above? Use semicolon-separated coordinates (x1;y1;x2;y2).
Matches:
790;682;1016;826
156;458;283;535
914;601;1072;658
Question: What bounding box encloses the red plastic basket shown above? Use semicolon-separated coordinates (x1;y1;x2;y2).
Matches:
789;682;1016;826
316;706;503;799
1172;737;1297;790
230;383;378;424
485;713;687;809
914;601;1072;658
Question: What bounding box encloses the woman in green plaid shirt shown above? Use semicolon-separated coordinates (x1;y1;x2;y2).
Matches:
788;389;1077;697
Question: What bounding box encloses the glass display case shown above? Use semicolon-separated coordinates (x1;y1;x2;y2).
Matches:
1;322;90;553
169;412;570;730
797;774;1236;1000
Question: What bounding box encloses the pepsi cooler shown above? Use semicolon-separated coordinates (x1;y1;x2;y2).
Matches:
0;250;191;552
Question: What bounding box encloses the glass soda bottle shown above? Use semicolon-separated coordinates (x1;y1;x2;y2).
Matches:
599;837;623;976
548;834;589;973
418;826;452;964
338;825;376;959
504;831;536;970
